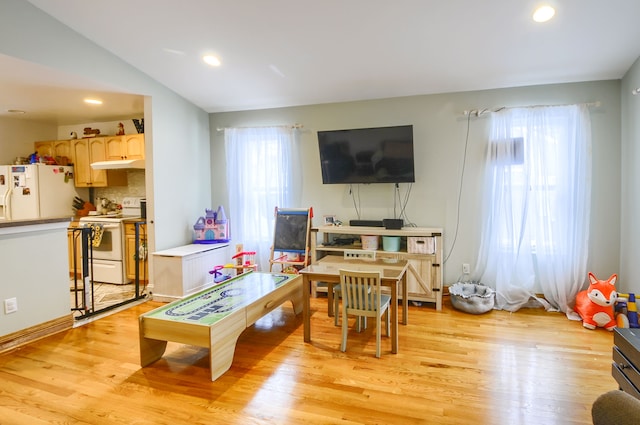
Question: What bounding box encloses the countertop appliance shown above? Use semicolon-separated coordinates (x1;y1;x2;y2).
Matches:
0;164;86;221
78;196;145;285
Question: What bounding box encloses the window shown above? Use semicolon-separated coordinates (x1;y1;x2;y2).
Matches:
224;127;301;268
475;105;592;313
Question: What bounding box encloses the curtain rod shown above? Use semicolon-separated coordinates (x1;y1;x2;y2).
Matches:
463;101;601;117
216;123;303;132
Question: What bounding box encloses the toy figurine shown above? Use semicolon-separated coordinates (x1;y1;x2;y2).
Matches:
574;272;618;330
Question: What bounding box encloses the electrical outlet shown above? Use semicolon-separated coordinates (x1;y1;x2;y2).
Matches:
462;263;470;274
4;297;18;314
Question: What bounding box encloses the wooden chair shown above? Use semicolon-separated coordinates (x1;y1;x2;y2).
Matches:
333;250;376;326
339;269;391;358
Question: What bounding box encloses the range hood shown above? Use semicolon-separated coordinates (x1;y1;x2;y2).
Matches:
90;159;145;170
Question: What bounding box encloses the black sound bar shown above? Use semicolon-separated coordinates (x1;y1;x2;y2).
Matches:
349;220;384;227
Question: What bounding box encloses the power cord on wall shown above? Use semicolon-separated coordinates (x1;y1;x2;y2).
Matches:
349;184;361;220
395;183;416;227
443;110;475;265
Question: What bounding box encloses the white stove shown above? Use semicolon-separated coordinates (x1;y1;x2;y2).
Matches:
78;197;145;284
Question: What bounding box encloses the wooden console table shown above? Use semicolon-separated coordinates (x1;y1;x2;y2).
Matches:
139;272;302;381
612;328;640;399
311;225;443;309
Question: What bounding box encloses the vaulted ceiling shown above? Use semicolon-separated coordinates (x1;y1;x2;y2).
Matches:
3;1;640;125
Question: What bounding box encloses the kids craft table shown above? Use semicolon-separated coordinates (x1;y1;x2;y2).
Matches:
138;271;302;381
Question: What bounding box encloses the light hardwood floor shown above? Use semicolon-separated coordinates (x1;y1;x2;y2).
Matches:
0;295;618;424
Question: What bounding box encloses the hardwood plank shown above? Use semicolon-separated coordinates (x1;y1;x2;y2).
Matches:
0;296;616;424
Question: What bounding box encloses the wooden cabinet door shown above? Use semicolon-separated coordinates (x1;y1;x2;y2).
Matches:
72;139;91;187
52;140;72;160
125;235;136;279
105;136;125;160
88;138;108;186
68;225;83;278
125;223;148;280
122;134;145;160
34;141;54;157
72;138;108;187
35;140;72;159
406;256;432;298
105;134;145;161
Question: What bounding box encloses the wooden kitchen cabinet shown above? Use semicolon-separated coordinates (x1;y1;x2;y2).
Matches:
34;139;73;162
72;137;127;187
105;134;145;161
125;222;148;282
67;221;83;278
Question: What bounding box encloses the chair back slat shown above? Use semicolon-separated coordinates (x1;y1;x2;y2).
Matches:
338;268;390;358
340;270;382;315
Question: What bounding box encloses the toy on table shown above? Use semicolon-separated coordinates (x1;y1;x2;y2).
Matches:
208;245;257;284
209;264;234;283
231;250;257;273
574;272;618;331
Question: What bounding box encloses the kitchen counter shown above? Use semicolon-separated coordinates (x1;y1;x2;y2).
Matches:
0;215;72;343
0;216;72;234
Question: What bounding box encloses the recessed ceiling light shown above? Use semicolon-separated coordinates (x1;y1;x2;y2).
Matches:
533;5;555;23
203;55;221;67
84;98;103;105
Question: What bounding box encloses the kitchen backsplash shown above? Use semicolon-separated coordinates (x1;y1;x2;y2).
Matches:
94;169;145;205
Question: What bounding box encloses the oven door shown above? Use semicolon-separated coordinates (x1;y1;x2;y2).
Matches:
85;222;123;261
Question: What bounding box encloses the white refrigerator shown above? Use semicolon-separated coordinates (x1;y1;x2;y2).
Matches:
2;164;86;220
0;165;9;220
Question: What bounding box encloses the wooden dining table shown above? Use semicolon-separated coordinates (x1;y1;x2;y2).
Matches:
299;256;412;354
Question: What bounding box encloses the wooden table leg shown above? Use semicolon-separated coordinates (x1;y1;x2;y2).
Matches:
402;275;408;325
303;275;311;343
209;314;246;381
327;281;335;317
139;317;168;367
390;281;398;354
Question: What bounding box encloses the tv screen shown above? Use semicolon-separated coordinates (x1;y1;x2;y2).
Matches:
317;125;415;184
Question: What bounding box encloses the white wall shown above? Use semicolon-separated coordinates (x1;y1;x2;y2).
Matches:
0;223;69;336
620;57;640;294
0;0;211;334
0;117;57;165
210;80;622;289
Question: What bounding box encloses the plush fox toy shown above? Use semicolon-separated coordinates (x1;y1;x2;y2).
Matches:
574;272;618;330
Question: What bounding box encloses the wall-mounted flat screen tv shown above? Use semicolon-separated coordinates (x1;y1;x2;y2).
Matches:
317;125;415;184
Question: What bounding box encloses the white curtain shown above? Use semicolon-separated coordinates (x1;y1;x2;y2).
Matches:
224;126;302;270
474;105;592;314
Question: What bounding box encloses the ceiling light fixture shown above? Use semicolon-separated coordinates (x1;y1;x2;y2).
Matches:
203;55;221;67
533;5;555;23
84;98;103;105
